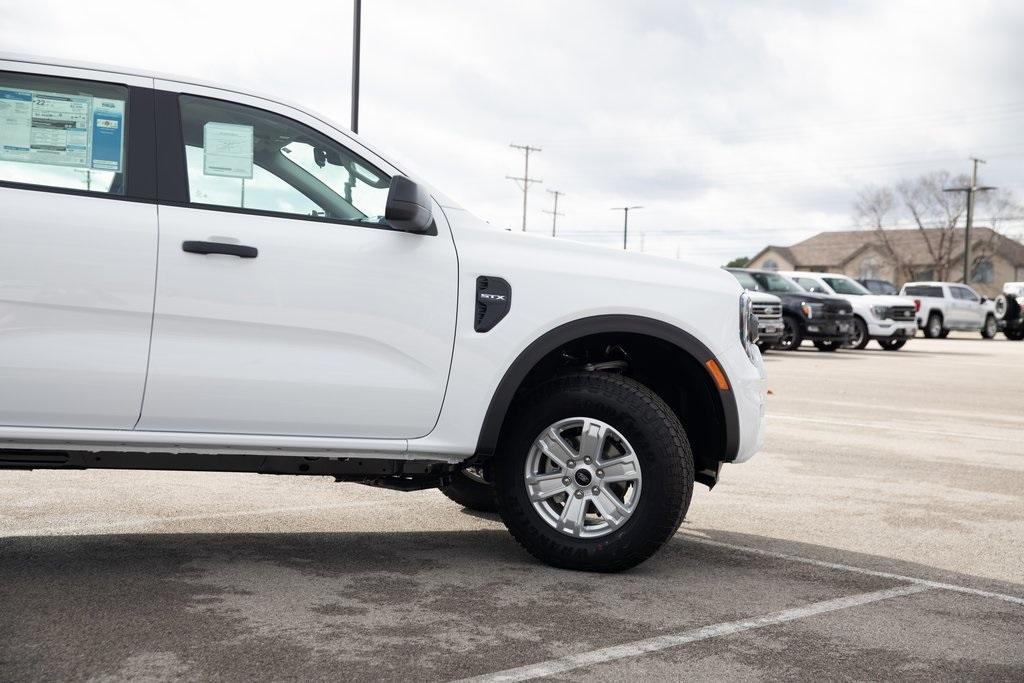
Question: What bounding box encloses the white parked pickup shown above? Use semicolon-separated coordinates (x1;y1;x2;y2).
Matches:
899;282;999;339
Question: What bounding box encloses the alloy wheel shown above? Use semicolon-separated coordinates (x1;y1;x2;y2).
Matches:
524;417;642;539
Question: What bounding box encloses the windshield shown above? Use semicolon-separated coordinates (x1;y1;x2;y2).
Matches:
823;276;871;295
750;272;803;293
729;271;761;291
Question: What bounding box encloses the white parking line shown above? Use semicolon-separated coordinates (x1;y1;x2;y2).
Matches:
456;584;930;682
685;535;1024;607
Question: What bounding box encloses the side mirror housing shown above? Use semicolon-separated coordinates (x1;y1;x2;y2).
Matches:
385;175;435;234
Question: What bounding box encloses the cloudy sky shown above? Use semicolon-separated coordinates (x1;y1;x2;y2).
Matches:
2;0;1023;265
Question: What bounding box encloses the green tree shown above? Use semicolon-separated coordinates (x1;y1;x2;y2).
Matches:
725;256;750;268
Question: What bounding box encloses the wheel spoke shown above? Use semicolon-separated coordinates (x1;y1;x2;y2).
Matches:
526;472;568;501
600;456;640;483
558;494;588;536
578;419;607;460
537;428;576;469
592;488;629;526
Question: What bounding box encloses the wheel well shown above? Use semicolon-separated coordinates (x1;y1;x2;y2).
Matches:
928;309;943;322
482;331;729;488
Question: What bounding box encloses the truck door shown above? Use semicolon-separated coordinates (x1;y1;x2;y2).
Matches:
136;85;458;438
0;65;157;429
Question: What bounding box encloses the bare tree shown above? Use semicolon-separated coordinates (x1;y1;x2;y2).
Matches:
853;171;1022;283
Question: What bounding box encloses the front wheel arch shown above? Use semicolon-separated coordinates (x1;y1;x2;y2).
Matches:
474;315;740;478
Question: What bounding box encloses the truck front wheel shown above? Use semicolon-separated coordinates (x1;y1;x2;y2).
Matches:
492;372;693;572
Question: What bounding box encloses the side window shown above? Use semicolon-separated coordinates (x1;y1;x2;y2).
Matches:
178;95;389;223
955;286;978;302
0;71;128;195
794;277;823;293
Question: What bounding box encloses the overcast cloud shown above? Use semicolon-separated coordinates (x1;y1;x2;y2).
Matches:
2;0;1023;265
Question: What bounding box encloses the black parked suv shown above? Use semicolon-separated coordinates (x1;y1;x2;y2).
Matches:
727;268;854;351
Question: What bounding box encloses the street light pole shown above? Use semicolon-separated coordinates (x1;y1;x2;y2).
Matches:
611;206;643;250
351;0;361;133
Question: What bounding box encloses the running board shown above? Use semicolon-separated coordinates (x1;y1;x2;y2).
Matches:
0;449;455;490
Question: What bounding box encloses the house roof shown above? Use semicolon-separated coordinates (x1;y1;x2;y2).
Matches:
761;227;1024;268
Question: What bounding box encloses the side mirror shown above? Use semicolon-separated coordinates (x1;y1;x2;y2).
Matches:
385;175;435;234
979;296;987;304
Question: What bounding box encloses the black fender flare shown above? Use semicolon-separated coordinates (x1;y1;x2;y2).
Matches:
474;314;740;461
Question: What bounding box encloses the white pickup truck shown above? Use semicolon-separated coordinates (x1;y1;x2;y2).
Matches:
900;282;998;339
782;271;917;350
0;53;766;572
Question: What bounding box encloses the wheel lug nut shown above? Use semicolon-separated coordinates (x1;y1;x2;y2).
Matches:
596;469;604;477
562;477;571;486
584;456;592;464
591;486;599;495
567;459;576;468
574;490;584;499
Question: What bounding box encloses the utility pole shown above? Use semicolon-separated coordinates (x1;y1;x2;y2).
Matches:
507;143;542;231
944;158;995;284
351;0;361;133
543;189;564;237
611;206;643;250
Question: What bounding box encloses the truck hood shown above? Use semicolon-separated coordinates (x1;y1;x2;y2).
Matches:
747;291;782;304
440;205;743;297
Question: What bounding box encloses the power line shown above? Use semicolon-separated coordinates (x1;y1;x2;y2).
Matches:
506;143;542;231
543;189;565;237
944;157;996;283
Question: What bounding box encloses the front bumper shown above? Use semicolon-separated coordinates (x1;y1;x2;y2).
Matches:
720;342;767;465
803;316;853;341
757;318;784;342
869;319;917;339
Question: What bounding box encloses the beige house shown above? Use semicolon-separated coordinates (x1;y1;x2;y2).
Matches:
748;227;1024;298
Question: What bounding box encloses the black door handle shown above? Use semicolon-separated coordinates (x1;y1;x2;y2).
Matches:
182;240;258;258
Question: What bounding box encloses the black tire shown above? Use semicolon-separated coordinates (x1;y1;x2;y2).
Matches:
814;340;842;352
1005;327;1024;341
845;317;869;350
756;340;775;353
981;314;998;339
439;469;498;512
878;337;907;351
924;312;944;339
778;315;803;351
492;372;693;573
938;329;950;338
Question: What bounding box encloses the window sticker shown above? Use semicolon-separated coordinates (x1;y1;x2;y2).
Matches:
89;98;125;171
203;122;253;178
0;87;125;173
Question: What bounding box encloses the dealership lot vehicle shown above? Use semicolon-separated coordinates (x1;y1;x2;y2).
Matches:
782;271;917;351
858;277;899;295
727;268;853;351
995;282;1024;340
901;281;998;339
749;290;785;351
2;336;1021;680
0;54;765;572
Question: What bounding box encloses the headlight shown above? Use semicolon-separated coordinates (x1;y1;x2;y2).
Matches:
871;305;889;319
739;293;757;345
800;302;824;319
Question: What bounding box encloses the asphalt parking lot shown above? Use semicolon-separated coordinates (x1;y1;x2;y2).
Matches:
2;335;1022;681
